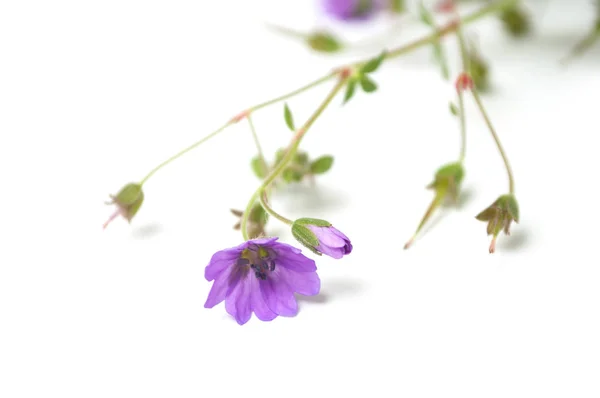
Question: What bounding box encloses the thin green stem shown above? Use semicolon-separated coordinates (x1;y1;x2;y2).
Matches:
259;190;293;226
250;73;336;112
240;76;348;239
240;190;260;241
470;89;515;194
247;115;267;171
140;121;230;186
457;90;467;163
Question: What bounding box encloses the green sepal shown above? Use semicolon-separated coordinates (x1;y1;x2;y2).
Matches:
359;75;378;93
360;50;387;74
294;217;332;227
501;194;520;223
251;156;268;179
307;32;342;53
343;79;357;104
310;156;334;174
291;222;321;255
284;103;295;132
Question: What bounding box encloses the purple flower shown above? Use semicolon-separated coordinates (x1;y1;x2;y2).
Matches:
292;218;353;259
321;0;382;21
204;237;320;325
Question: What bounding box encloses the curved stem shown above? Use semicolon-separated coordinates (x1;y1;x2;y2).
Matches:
470;89;515;194
259;190;293;226
140;121;230;186
248;115;267;171
240;76;348;239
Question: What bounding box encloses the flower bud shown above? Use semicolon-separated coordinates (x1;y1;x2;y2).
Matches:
405;162;464;249
475;194;520;253
292;218;352;259
499;4;530;38
103;183;144;229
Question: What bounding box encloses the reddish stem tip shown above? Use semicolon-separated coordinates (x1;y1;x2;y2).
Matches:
455;72;474;92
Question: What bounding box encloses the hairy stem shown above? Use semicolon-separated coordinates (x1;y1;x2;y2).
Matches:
259;190;293;226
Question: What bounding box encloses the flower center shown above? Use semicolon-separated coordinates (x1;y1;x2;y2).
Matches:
239;246;276;280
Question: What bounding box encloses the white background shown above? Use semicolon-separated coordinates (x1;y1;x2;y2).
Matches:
1;0;599;397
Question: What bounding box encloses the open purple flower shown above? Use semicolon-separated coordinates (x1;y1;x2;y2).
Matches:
292;218;353;259
204;237;320;325
321;0;382;21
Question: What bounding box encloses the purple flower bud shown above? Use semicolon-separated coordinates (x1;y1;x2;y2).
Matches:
292;218;353;259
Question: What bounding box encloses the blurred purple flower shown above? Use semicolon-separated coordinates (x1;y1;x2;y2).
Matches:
204;237;320;325
321;0;382;21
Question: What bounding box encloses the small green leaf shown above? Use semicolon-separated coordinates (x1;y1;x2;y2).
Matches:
418;1;435;26
251;156;268;179
283;103;295;132
343;79;357;104
449;102;459;116
359;75;378;93
361;50;387;74
307;32;342;53
310;156;334;174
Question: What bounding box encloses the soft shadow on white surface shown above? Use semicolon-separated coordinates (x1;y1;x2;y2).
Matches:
298;277;365;305
497;227;531;252
130;222;164;240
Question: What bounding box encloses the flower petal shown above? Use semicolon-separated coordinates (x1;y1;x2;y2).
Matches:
249;276;277;321
225;274;253;325
204;266;235;309
274;244;317;272
259;270;298;317
279;267;321;296
204;248;241;281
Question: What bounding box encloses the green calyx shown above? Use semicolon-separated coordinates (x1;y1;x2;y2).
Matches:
428;162;465;202
110;183;144;222
475;194;519;237
295;218;332;227
291;221;321;255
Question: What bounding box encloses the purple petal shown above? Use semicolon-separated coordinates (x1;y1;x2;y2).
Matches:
259;270;298;317
204;248;241;281
204;266;234;308
249;276;277;321
225;274;253;325
274;244;317;272
279;267;321;296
